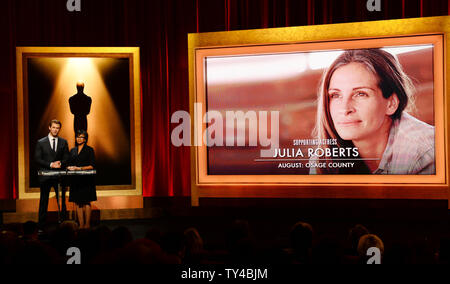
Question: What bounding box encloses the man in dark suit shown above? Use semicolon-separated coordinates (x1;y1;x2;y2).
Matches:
34;119;70;228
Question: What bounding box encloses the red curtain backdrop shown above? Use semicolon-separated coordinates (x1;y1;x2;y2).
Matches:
0;0;448;199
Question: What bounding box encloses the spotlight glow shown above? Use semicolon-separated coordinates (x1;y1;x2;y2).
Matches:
207;53;308;84
40;57;129;162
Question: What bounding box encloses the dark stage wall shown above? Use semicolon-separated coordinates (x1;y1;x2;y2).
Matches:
0;0;449;199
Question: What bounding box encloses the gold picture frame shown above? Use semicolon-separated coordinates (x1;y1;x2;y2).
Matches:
16;47;142;199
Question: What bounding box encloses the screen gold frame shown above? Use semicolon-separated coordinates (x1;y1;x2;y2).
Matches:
16;47;142;199
188;16;450;206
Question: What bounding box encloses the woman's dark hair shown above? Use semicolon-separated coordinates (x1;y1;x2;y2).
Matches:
76;129;88;145
313;48;415;174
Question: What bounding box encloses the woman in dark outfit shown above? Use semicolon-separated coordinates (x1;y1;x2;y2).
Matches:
67;130;97;228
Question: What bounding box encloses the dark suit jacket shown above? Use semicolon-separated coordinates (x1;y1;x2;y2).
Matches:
34;136;70;184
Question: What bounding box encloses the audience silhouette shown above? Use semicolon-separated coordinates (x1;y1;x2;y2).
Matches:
0;219;448;264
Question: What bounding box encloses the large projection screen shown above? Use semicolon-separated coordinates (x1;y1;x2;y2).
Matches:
188;16;450;206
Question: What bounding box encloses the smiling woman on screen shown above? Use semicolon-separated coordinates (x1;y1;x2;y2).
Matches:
310;48;435;175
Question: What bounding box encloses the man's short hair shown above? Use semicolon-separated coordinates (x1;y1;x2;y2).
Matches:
49;119;62;127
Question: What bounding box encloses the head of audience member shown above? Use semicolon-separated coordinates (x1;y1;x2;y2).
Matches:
438;237;450;264
290;221;314;263
225;220;255;263
357;234;384;264
50;221;78;255
160;232;186;262
22;221;39;241
184;227;204;254
117;239;166;264
312;236;343;264
347;224;369;255
226;220;251;247
109;226;133;250
0;230;22;264
145;227;162;245
16;239;61;264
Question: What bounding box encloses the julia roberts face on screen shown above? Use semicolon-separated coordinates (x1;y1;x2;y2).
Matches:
328;62;399;142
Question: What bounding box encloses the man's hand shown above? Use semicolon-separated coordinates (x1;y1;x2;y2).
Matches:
67;166;81;171
50;161;61;169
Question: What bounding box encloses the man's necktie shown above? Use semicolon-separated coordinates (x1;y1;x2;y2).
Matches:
52;138;56;152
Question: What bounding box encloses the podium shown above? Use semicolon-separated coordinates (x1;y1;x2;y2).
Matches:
38;170;96;222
